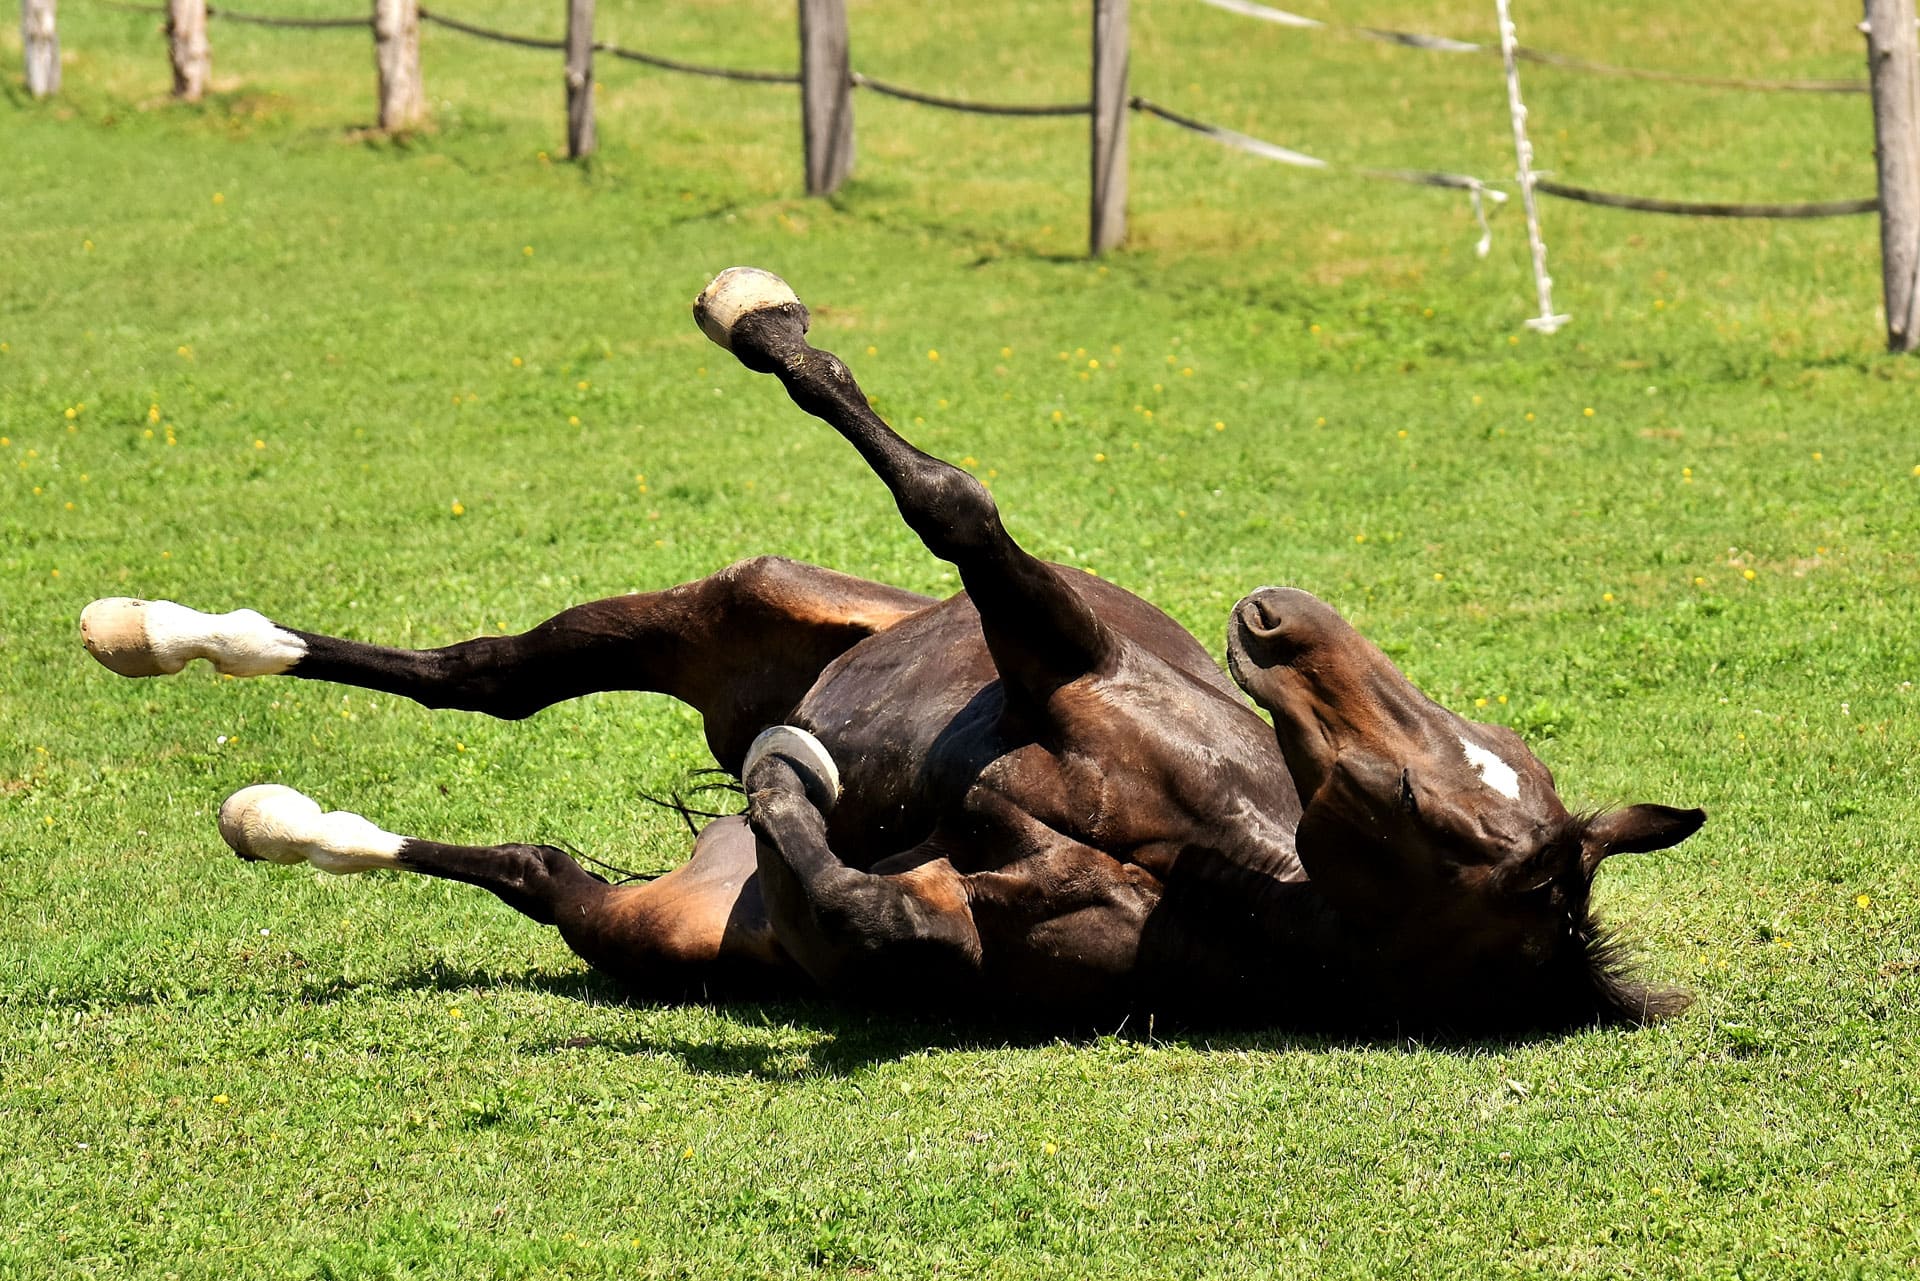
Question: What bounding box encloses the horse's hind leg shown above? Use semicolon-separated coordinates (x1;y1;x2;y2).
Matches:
81;556;930;768
218;785;791;998
696;270;1117;702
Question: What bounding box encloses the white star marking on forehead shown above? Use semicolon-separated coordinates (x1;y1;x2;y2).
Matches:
1459;735;1521;801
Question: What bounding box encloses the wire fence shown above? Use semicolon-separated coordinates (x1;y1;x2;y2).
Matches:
1194;0;1871;94
79;0;1900;337
92;0;1878;225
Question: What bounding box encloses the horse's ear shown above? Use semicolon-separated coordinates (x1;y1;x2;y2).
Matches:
1580;805;1705;876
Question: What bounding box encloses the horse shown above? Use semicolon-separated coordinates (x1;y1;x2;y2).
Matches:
80;267;1704;1033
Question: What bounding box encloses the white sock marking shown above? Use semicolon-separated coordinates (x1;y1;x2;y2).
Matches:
82;598;306;677
1459;735;1522;800
218;784;407;874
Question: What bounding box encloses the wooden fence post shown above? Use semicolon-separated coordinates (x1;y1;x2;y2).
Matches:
565;0;595;158
1090;0;1129;256
798;0;853;195
373;0;425;133
1864;0;1920;352
167;0;211;102
21;0;59;98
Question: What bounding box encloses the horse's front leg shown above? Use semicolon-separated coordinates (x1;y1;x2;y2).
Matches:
741;728;983;1001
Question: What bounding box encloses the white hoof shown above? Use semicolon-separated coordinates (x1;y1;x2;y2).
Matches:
80;598;176;676
693;267;803;352
80;598;305;678
743;724;841;811
218;784;407;874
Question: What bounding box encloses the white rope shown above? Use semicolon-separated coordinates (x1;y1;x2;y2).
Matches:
1494;0;1567;333
1193;0;1484;52
1131;97;1507;254
1194;0;1324;31
1195;121;1329;169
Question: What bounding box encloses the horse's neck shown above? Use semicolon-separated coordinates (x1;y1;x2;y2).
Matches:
1166;817;1418;1011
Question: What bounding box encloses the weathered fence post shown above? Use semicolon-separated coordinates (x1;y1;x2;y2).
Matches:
1864;0;1920;352
167;0;211;102
1089;0;1128;255
373;0;425;133
565;0;596;158
798;0;853;195
21;0;59;98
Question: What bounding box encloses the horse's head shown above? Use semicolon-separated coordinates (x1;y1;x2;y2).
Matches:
1225;585;1703;1029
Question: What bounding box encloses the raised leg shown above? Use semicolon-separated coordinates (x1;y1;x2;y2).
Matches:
81;556;930;768
741;727;982;1000
695;268;1119;704
217;784;793;998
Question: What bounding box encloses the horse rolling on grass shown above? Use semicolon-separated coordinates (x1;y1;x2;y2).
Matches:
80;268;1704;1034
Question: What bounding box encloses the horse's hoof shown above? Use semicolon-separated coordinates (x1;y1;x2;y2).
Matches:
743;724;841;812
80;598;304;678
694;267;803;353
219;784;322;865
80;598;178;677
218;784;407;873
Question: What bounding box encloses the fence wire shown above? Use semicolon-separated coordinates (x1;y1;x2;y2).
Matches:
598;42;798;85
89;1;1885;223
853;72;1087;117
97;0;362;23
211;6;366;29
96;0;370;27
1132;97;1876;223
417;9;560;51
417;10;802;83
1193;0;1870;94
1533;180;1876;219
1131;96;1505;252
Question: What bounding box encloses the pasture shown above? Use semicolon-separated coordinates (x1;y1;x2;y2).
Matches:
3;1;1917;1275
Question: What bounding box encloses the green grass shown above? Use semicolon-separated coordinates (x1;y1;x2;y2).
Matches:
3;1;1918;1276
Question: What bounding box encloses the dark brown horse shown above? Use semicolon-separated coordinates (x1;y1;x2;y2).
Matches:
81;268;1703;1032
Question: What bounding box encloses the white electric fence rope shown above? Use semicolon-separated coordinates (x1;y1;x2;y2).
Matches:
84;1;1883;228
1495;0;1567;333
1129;97;1505;256
1194;0;1875;93
1196;0;1481;53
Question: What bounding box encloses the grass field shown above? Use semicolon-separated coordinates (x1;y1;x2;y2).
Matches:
4;1;1918;1276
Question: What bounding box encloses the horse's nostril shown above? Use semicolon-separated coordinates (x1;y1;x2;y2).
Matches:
1246;595;1284;636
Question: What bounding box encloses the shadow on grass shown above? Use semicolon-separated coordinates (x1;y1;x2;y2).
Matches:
34;957;1638;1077
326;959;1585;1077
291;961;616;1008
